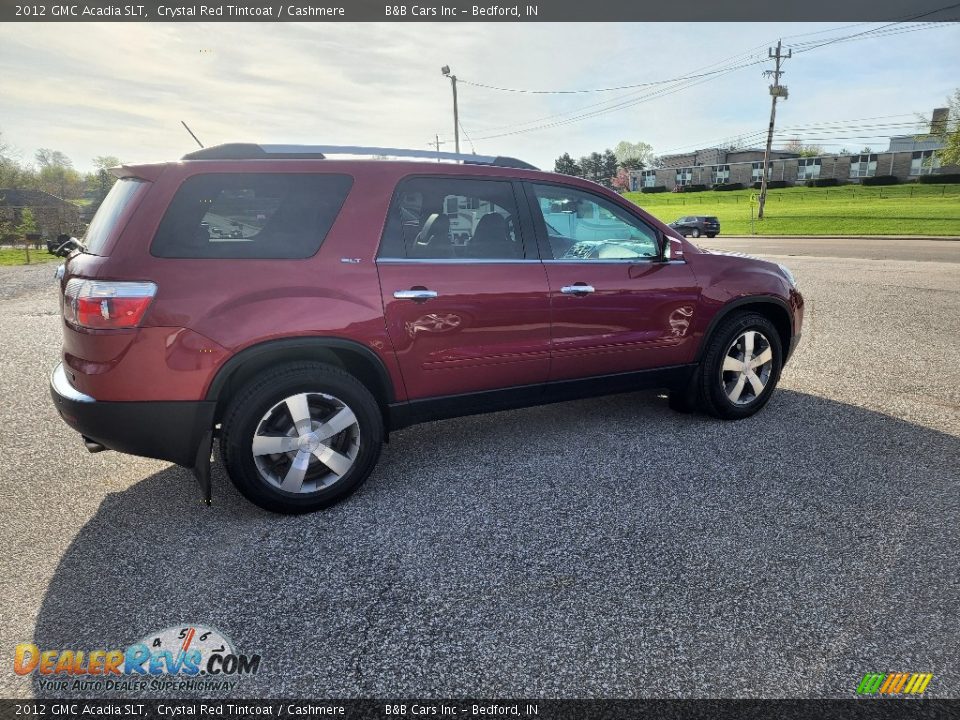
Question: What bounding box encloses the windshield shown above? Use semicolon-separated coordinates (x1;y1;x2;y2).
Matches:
82;177;146;255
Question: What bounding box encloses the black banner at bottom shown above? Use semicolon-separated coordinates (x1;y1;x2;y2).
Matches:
2;700;960;720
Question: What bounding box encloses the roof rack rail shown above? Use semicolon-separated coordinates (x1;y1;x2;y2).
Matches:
182;143;538;170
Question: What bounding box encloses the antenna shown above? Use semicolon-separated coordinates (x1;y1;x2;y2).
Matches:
181;121;204;149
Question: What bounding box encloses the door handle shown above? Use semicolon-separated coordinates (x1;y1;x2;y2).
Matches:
394;289;438;300
560;284;595;295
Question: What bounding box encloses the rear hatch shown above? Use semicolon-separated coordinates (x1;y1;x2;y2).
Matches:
57;168;158;399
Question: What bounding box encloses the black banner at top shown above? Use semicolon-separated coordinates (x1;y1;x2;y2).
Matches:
4;0;960;22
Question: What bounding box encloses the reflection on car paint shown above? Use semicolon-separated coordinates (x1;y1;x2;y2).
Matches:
669;305;695;337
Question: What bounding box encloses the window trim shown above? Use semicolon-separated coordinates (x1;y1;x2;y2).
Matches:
521;179;667;264
374;174;537;262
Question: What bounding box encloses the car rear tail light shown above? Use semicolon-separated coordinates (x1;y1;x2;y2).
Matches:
63;279;157;329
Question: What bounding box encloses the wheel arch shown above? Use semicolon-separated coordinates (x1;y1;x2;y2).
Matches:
205;337;396;422
695;296;793;365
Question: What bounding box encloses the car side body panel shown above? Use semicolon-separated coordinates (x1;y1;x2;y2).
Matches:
51;156;803;484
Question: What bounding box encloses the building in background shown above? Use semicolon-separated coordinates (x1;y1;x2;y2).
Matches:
0;189;82;242
630;108;957;191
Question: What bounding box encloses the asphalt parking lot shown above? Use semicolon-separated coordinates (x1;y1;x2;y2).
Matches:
1;238;958;699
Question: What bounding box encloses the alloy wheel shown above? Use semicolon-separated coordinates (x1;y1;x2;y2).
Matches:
720;330;774;406
251;392;360;493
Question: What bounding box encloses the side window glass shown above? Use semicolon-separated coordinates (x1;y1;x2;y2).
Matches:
379;178;523;260
530;184;659;261
151;173;353;259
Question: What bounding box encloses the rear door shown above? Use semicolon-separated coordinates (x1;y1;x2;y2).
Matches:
376;176;551;400
524;181;701;382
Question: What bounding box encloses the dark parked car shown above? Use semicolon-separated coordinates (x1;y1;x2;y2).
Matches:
669;215;720;238
50;144;802;514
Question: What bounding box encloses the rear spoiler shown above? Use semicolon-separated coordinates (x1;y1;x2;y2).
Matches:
110;163;165;182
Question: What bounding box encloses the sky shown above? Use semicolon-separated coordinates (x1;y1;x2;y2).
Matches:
0;21;958;172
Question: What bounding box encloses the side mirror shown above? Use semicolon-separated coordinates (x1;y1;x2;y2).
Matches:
660;234;685;262
52;235;81;257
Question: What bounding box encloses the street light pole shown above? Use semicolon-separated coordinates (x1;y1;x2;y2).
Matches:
441;65;460;154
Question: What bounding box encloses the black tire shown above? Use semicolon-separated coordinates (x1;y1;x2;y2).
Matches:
672;312;783;420
691;228;701;238
707;233;717;238
219;362;383;513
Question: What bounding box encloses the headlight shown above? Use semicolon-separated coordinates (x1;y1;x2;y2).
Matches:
777;263;797;288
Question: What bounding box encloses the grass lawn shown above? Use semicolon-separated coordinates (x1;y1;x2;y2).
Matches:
0;248;61;266
623;183;960;236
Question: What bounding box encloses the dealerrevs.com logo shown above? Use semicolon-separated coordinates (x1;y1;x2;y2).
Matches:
14;625;261;693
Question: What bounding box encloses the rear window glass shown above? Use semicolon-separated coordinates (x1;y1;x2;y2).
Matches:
83;178;145;256
151;173;353;259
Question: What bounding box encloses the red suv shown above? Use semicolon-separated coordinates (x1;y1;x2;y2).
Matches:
50;144;803;513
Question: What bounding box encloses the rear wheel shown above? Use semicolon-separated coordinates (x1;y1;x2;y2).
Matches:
707;233;717;238
220;362;383;513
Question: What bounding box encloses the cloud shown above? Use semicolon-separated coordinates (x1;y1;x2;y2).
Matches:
1;21;958;171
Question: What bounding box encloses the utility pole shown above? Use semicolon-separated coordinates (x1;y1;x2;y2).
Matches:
758;40;790;220
429;134;446;161
441;65;460;154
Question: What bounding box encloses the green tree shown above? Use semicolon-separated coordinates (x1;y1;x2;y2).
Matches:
579;152;604;184
783;139;823;157
87;155;121;212
554;153;581;177
614;140;654;171
33;148;82;199
35;148;72;169
601;149;619;186
929;89;960;166
16;207;38;264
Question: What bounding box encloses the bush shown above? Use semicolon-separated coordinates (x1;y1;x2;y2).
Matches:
861;175;899;186
679;184;709;193
805;178;840;187
640;186;667;193
712;182;744;191
918;173;960;184
752;180;789;189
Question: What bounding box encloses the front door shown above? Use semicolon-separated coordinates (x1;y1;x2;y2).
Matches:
377;176;551;400
524;182;700;382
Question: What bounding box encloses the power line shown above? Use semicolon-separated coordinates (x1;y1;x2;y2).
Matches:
460;17;956;144
656;114;929;154
788;2;960;54
467;42;775;135
471;60;763;141
458;64;770;94
458;120;477;154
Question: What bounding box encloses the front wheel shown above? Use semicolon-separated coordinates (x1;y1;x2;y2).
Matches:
220;362;384;513
691;228;701;238
670;312;782;419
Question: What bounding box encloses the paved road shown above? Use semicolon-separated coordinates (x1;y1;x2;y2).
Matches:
697;235;960;263
1;240;958;699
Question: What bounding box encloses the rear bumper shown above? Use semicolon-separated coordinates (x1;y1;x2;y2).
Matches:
50;362;215;467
